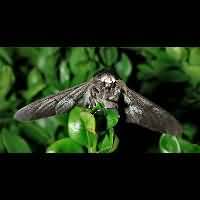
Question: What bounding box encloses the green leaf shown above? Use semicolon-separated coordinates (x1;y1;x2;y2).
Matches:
159;134;181;153
71;60;96;86
42;85;59;97
20;123;52;146
23;83;46;101
166;47;188;62
47;138;85;153
0;94;16;111
68;48;89;75
9;124;19;135
109;134;119;153
37;52;58;84
17;48;40;66
68;107;88;147
98;129;115;153
2;129;32;153
39;47;59;57
0;65;15;98
100;47;118;66
183;64;200;87
86;131;97;153
178;138;200;153
85;47;96;59
189;48;200;65
115;53;132;81
35;117;62;139
159;69;188;83
105;109;120;129
141;47;163;58
80;111;96;134
23;67;46;100
59;61;70;87
27;68;44;88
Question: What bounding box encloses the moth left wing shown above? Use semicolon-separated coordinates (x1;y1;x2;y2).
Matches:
14;82;89;121
121;84;183;135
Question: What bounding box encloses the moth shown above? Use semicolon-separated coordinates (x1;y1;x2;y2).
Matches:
14;71;183;135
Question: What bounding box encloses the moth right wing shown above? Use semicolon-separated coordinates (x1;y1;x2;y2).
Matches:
14;82;89;122
120;82;183;135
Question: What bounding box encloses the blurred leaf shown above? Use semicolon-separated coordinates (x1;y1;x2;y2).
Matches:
137;64;155;81
23;83;46;101
183;64;200;87
0;134;6;153
23;67;46;100
9;124;19;135
2;129;32;153
68;107;88;147
56;131;65;140
178;138;200;153
189;48;200;65
56;114;69;127
159;69;188;83
105;109;120;129
37;52;59;84
70;61;96;86
0;94;16;111
35;117;62;139
39;47;60;56
0;109;15;124
20;123;52;146
47;138;85;153
159;134;181;153
27;68;44;88
115;53;132;81
166;47;188;62
68;48;96;86
141;47;163;58
68;48;89;75
183;123;198;141
0;65;15;98
85;47;96;59
100;47;118;66
139;48;176;65
59;61;70;87
17;48;40;66
42;85;59;96
0;48;13;65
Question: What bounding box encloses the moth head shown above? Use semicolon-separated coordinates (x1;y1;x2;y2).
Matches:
97;72;116;85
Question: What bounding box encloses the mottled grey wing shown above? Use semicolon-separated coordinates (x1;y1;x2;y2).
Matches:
122;87;183;135
14;82;89;121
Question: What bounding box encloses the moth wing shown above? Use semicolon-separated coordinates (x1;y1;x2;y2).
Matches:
14;82;89;121
122;86;183;135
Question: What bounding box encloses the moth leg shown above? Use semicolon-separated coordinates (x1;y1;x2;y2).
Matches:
116;80;128;94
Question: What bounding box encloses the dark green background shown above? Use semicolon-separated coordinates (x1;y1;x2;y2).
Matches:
0;47;200;153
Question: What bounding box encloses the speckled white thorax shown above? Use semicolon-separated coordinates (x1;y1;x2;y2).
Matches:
100;74;116;83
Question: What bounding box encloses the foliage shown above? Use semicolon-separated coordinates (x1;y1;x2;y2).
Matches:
0;47;200;153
